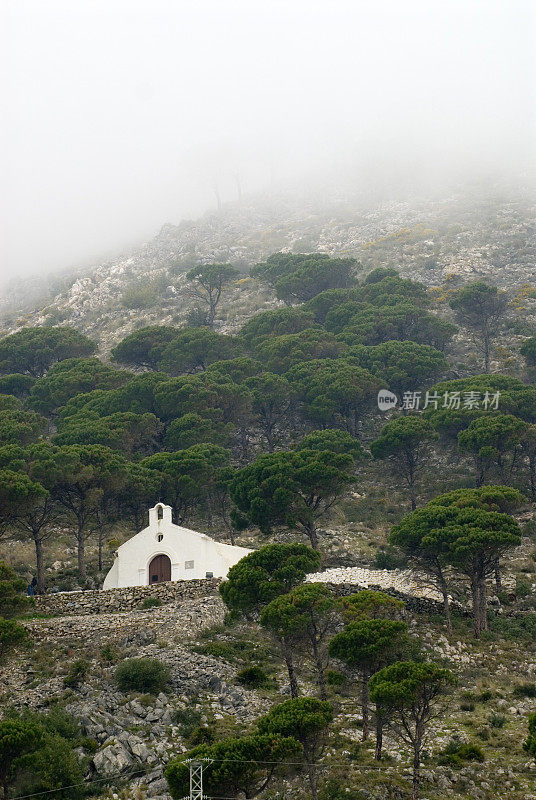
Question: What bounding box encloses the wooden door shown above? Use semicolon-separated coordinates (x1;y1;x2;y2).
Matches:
149;554;171;584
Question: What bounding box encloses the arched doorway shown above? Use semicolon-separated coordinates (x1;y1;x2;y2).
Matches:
149;554;171;584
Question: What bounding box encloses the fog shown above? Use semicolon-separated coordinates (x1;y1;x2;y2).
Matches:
2;0;535;282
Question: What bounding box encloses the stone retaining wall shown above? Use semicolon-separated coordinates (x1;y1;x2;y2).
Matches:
34;578;222;616
325;582;454;616
33;569;467;618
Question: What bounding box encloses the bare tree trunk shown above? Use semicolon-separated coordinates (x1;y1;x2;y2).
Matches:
77;530;86;579
239;426;249;462
205;494;213;529
483;334;490;374
475;457;484;487
529;452;536;500
409;478;417;510
470;576;480;638
263;420;275;453
406;453;417;510
311;638;327;700
437;568;452;634
494;560;502;593
303;520;319;551
478;575;488;632
306;762;318;800
412;739;422;800
97;527;105;572
207;297;217;330
282;639;299;698
34;535;45;594
361;673;370;741
375;714;383;760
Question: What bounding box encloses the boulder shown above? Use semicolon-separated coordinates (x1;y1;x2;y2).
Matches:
93;742;133;776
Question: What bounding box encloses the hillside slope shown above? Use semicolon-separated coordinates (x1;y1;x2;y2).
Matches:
3;184;535;354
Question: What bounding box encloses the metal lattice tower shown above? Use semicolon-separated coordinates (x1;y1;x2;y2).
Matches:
190;759;204;800
181;758;209;800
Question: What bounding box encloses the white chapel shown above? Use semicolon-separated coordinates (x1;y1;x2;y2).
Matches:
103;503;251;589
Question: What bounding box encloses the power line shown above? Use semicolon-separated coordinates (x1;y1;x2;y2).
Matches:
12;768;148;799
11;756;392;799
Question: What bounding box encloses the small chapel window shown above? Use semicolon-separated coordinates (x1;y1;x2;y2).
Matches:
157;534;164;542
185;560;194;569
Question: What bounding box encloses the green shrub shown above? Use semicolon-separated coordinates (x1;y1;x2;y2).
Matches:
114;657;171;694
100;644;119;663
236;666;271;689
141;597;161;609
489;713;507;728
513;682;536;698
196;641;237;660
497;590;510;606
439;740;485;766
460;701;475;712
487;613;536;641
186;307;210;327
138;693;156;707
326;670;347;687
172;706;203;738
63;659;89;688
516;578;532;598
373;547;405;570
121;276;167;309
457;743;485;762
460;691;477;711
524;712;536;757
478;689;493;702
320;780;362;800
187;725;215;746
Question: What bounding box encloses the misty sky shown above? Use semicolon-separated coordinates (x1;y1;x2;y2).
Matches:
2;0;535;282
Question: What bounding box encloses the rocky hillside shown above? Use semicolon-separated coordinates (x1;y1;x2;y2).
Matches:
4;576;536;800
2;182;536;800
3;182;535;354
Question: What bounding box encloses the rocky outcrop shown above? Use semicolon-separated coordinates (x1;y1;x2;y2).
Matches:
3;186;535;354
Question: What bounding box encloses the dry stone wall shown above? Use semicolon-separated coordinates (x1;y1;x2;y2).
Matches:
34;566;456;618
34;578;222;616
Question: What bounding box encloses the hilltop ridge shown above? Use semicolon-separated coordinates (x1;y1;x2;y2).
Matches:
3;183;535;354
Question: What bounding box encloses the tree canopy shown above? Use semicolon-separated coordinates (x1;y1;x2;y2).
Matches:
158;327;244;374
457;413;526;486
390;496;521;637
254;329;344;374
285;359;383;436
186;263;240;328
257;697;333;800
0;327;96;377
351;340;448;399
369;660;455;799
371;415;438;509
251;253;358;304
449;281;507;372
165;733;300;800
230;449;354;549
111;325;179;370
220;543;321;616
240;307;316;346
329;618;410;741
27;358;128;415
